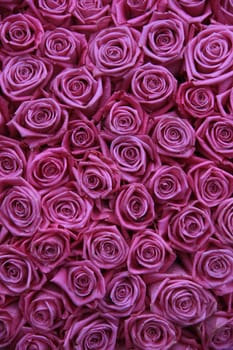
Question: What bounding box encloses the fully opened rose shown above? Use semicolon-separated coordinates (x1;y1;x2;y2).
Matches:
0;1;233;349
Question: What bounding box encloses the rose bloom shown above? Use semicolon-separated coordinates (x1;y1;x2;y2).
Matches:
42;182;92;230
115;183;155;231
185;25;233;86
147;165;191;207
73;151;121;199
0;136;26;178
217;87;233;117
52;260;105;306
0;96;9;135
166;0;211;24
0;0;24;10
0;302;24;347
13;327;61;350
0;13;43;56
211;0;233;25
214;198;233;246
27;147;73;191
0;177;41;237
64;313;118;350
176;82;216;119
124;63;177;115
170;331;202;350
151;113;195;158
0;55;52;102
8;98;68;148
98;270;146;317
188;161;233;207
51;66;110;116
125;313;180;350
83;224;128;270
87;26;142;78
196;116;233;162
127;229;176;274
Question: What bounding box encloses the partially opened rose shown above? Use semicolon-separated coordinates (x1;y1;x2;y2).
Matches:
167;0;211;23
0;136;26;178
214;198;233;246
217;87;233;117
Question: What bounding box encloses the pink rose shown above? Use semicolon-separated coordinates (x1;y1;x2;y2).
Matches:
0;0;24;10
151;113;195;158
64;313;118;350
167;0;211;24
123;63;177;115
87;26;142;78
0;13;43;56
8;98;68;148
0;136;26;178
99;270;146;317
27;147;73;191
73;151;121;199
115;183;156;230
0;177;41;237
217;87;233;117
0;302;24;347
0;55;52;102
176;82;216;119
127;229;176;274
51;66;110;116
125;313;180;350
188;161;233;207
13;327;61;350
42;182;93;230
83;224;128;270
211;0;233;25
52;260;105;306
171;331;202;350
214;198;233;246
196;116;233;162
0;96;9;135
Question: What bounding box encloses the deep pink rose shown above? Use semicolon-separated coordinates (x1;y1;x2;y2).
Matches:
0;177;41;237
0;0;24;10
52;260;105;306
73;151;121;199
176;82;216;119
147;165;191;207
51;66;110;116
197;116;233;162
214;198;233;246
0;96;9;135
13;327;61;350
0;302;24;347
27;147;73;191
42;182;93;230
217;87;233;117
115;183;156;230
211;0;233;25
188;161;233;207
95;91;148;139
171;331;202;350
99;270;146;317
0;136;26;178
185;25;233;86
83;224;128;270
8;98;68;148
87;26;142;78
123;63;177;115
0;13;43;56
127;229;176;274
151;113;195;158
167;0;211;23
64;313;118;350
39;28;87;68
0;55;52;102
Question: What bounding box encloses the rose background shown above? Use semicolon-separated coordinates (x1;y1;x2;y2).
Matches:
0;0;233;349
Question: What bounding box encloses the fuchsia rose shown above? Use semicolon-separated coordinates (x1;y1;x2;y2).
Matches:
83;224;129;270
124;63;177;115
151;113;195;158
176;82;216;119
167;0;211;23
39;28;87;68
196;116;233;162
27;147;73;191
147;165;191;207
185;25;233;86
13;327;61;350
73;151;121;199
0;302;24;347
0;55;52;102
42;182;92;230
95;91;148;138
115;183;155;230
188;161;233;207
125;313;180;350
217;87;233;117
127;229;176;274
0;177;41;237
0;136;26;178
8;98;68;148
87;26;142;78
51;66;110;116
214;198;233;246
52;260;105;306
211;0;233;25
0;13;43;56
64;313;118;350
99;270;146;317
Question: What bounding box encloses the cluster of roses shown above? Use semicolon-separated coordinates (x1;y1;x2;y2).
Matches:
0;0;233;349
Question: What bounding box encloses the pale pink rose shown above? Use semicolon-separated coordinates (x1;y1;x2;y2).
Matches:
167;0;211;24
214;198;233;246
0;136;26;178
0;302;24;347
